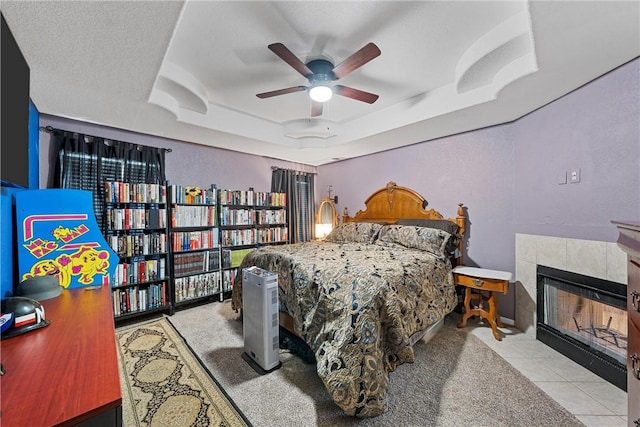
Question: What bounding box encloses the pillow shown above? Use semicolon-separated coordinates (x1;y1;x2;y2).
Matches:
324;222;384;244
395;218;459;235
395;219;461;255
376;224;452;257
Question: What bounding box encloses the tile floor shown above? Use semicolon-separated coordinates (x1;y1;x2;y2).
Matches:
466;322;628;427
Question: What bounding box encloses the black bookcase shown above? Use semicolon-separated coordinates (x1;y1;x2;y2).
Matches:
218;188;288;293
168;184;223;308
104;181;171;320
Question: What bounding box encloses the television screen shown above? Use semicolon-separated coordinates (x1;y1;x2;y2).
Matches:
1;13;31;189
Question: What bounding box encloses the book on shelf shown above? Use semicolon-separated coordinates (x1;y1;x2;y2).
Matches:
221;228;256;246
106;207;166;230
112;281;166;316
220;206;255;226
171;229;219;252
220;248;254;271
171;205;217;227
108;233;167;257
174;271;221;303
105;181;166;204
222;269;236;291
221;248;232;269
253;191;287;207
231;248;254;268
256;208;286;225
113;258;166;286
169;185;217;205
219;188;255;206
147;208;166;229
257;227;288;244
173;250;219;275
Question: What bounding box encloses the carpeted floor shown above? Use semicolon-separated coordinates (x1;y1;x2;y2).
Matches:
116;318;251;427
167;300;586;427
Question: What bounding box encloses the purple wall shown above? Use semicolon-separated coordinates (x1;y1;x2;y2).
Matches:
317;58;639;318
513;59;640;241
38;115;316;192
316;125;515;273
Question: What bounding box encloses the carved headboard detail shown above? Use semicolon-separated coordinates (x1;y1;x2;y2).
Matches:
342;182;466;263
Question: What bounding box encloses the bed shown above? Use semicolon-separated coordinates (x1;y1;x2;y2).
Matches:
231;182;466;417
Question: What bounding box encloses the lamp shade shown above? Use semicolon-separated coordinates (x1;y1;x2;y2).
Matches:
315;223;333;239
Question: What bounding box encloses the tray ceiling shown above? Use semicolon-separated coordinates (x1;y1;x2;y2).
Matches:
2;1;638;166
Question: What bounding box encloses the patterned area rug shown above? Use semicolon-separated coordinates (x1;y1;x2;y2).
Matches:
116;318;251;427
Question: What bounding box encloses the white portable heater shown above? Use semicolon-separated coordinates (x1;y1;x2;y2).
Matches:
242;266;280;371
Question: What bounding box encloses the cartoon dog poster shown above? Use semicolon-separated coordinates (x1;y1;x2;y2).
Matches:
15;189;117;289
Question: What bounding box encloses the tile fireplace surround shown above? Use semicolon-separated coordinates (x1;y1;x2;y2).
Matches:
515;233;628;339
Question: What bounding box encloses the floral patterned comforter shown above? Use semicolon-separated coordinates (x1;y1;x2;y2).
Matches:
231;223;457;417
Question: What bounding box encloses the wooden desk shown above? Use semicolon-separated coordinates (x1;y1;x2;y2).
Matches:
453;266;512;341
1;286;122;426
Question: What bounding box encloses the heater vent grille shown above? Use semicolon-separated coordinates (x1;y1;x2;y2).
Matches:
242;267;280;371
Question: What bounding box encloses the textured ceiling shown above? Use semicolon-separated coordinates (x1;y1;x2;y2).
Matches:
2;1;638;166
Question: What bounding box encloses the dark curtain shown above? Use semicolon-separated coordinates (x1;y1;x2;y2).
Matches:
52;129;167;231
271;168;315;243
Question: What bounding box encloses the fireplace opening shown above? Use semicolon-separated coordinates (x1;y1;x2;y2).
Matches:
537;265;627;391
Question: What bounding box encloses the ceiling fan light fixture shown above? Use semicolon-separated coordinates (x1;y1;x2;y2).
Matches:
258;42;381;107
309;85;333;103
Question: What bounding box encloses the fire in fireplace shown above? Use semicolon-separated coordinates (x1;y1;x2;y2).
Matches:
537;265;627;390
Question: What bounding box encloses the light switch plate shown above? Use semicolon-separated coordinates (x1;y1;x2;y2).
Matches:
570;168;581;183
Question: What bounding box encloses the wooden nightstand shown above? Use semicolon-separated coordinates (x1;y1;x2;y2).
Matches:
453;266;512;341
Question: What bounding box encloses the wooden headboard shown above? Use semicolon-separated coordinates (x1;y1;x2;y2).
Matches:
342;182;466;264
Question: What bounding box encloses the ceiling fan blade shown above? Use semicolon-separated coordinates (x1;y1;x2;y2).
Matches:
332;42;381;80
311;101;323;117
268;43;314;79
256;86;308;99
334;85;379;104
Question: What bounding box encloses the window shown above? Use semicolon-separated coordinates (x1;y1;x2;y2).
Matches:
53;129;166;231
271;168;315;243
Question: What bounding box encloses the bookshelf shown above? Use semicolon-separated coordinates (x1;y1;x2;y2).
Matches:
219;188;256;293
218;188;287;293
104;181;170;320
169;184;222;307
102;182;288;317
254;190;288;246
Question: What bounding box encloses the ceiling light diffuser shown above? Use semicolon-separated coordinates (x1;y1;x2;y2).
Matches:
309;85;333;103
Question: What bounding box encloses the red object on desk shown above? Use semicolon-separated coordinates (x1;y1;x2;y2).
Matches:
0;286;122;426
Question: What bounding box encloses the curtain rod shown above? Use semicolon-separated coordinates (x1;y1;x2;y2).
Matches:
271;166;317;175
40;125;172;153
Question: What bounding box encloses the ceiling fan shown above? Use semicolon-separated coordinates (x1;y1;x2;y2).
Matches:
256;42;381;117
